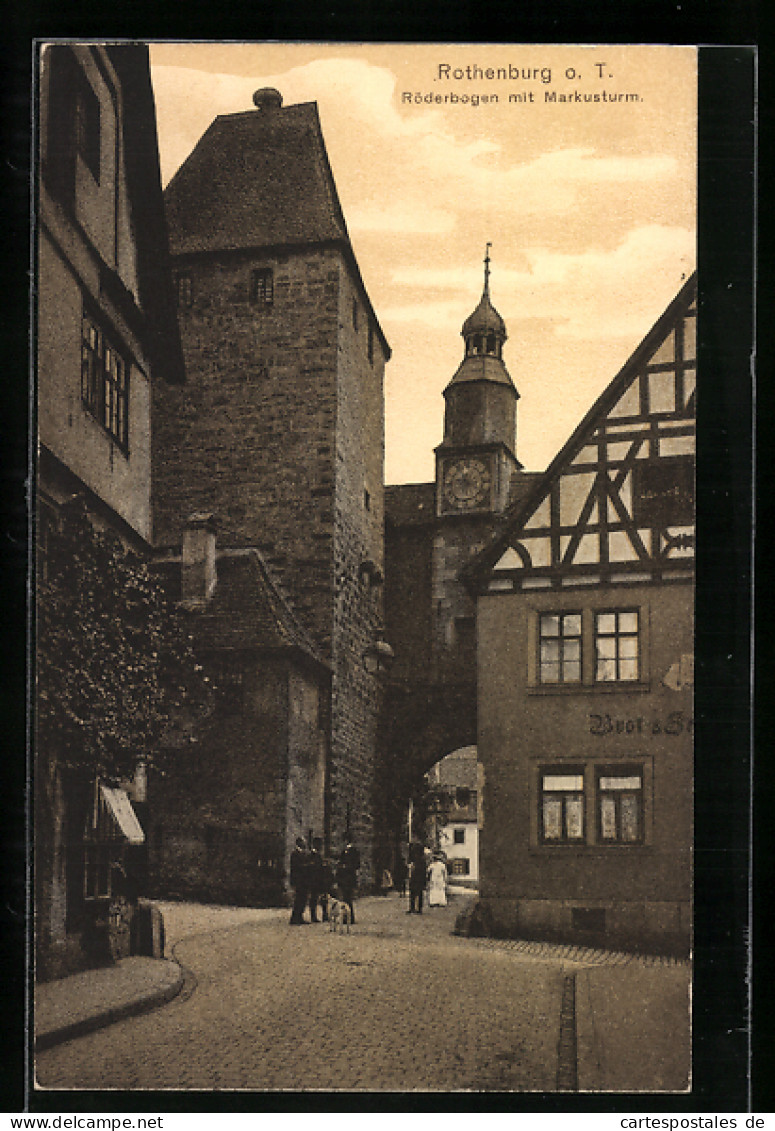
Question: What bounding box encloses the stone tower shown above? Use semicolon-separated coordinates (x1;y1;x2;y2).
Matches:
435;245;522;519
152;89;390;883
380;254;537;867
428;250;525;684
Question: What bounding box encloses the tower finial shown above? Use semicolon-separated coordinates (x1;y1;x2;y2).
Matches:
484;242;492;295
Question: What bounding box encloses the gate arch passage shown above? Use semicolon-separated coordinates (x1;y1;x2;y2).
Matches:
373;678;477;879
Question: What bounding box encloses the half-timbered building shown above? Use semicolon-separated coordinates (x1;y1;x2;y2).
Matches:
465;274;696;954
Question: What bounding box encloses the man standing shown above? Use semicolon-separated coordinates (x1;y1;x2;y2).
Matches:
289;836;310;925
336;842;360;925
407;838;428;915
307;837;325;923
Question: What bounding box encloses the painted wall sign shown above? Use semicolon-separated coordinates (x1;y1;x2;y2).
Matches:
589;711;693;736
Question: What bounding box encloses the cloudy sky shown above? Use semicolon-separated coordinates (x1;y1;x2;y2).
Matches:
149;44;696;485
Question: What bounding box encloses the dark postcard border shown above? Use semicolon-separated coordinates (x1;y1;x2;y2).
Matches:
7;39;758;1114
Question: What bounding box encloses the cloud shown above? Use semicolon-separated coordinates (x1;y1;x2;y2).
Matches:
347;203;455;235
386;226;695;339
379;300;464;327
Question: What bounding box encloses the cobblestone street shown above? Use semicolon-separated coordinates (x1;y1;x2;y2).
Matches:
35;893;689;1093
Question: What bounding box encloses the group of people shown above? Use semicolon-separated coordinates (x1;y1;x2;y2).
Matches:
287;835;449;925
404;839;448;915
288;836;360;926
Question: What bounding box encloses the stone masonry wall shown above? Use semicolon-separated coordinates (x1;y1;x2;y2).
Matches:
329;268;388;884
152;242;388;886
149;662;291;906
152;247;340;651
430;517;493;682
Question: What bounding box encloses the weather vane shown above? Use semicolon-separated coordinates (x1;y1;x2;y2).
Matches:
484;242;492;294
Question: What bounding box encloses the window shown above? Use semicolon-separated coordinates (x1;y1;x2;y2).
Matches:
453;828;466;845
368;326;374;364
74;73;100;181
539;612;582;683
540;770;585;843
176;274;193;307
450;857;470;876
352;299;359;331
572;907;606;932
81;310;129;451
595;610;640;682
597;767;643;843
250;268;274;305
45;47;101;200
83;843;112;899
83;788;120;900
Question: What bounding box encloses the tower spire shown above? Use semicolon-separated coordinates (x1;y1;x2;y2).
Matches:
484;242;492;296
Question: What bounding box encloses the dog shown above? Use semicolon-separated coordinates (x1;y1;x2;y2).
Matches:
327;896;352;934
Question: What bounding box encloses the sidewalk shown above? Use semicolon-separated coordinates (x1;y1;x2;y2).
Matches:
575;962;691;1092
35;957;184;1050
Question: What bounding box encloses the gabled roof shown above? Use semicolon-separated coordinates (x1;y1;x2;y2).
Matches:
152;547;329;671
464;272;697;591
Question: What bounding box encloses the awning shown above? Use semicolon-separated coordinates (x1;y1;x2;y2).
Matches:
99;784;145;845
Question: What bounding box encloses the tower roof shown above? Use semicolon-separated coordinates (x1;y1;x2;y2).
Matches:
163;91;390;359
447;247;516;392
461;243;507;341
164;96;348;255
446;353;517;391
461;290;507;341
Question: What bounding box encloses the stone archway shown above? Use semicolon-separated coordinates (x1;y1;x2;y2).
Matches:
422;745;480;885
373;677;477;881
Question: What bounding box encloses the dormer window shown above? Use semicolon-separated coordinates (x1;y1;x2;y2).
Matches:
250;268;274;306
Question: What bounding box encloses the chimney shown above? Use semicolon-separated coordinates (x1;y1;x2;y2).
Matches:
181;513;218;605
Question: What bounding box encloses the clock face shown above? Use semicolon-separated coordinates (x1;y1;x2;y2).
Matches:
443;457;492;510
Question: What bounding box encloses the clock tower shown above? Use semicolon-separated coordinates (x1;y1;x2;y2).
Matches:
436;246;521;517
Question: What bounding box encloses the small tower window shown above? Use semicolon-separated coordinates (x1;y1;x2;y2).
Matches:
176;274;193;308
486;333;496;354
352;299;359;331
368;327;374;364
250;268;274;306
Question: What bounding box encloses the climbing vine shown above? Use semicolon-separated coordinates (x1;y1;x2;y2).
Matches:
37;496;210;785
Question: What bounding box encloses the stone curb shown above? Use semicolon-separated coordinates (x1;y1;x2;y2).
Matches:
35;960;185;1052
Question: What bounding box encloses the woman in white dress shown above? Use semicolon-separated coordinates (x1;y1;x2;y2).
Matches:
427;855;448;907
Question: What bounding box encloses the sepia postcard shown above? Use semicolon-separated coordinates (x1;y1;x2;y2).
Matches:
30;41;754;1106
